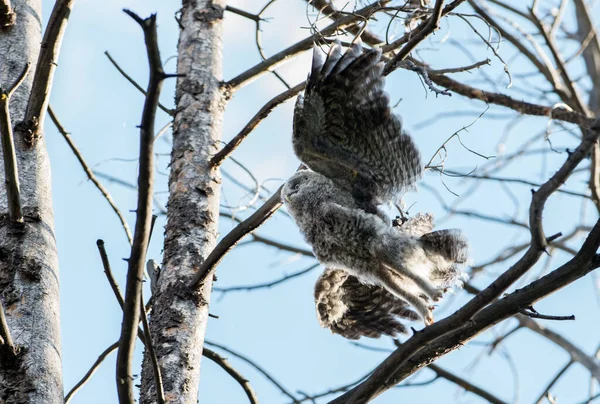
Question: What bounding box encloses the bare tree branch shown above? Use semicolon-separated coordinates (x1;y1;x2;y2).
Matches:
116;10;166;403
96;239;125;309
517;316;600;382
225;1;389;92
49;106;133;244
213;263;319;294
22;0;76;144
219;211;313;256
190;184;285;288
202;347;259;404
64;341;119;404
0;298;14;351
533;360;573;404
518;307;574;321
427;364;507;404
0;62;30;222
211;82;304;167
383;0;447;75
104;51;174;117
468;0;565;96
205;340;299;403
427;72;594;128
529;8;588;114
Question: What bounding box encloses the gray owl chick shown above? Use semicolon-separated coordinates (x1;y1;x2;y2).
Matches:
292;39;422;214
282;171;468;325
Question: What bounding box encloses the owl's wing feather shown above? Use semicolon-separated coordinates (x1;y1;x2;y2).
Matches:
314;268;419;340
293;41;422;210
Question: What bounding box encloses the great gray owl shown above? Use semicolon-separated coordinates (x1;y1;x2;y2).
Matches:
282;40;468;337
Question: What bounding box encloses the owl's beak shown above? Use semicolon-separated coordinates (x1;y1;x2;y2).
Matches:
284;193;292;203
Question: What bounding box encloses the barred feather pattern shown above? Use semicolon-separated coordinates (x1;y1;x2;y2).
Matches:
314;268;419;340
293;40;423;213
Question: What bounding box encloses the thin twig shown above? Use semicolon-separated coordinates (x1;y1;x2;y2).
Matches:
0;298;14;351
49;107;133;244
219;211;313;256
427;364;507;404
466;262;600;381
224;5;262;22
96;239;147;346
380;0;470;54
427;58;491;74
116;10;166;403
426;73;594;128
202;348;259;404
443;170;591;199
468;0;565;98
518;307;575;321
23;0;76;144
96;240;125;308
529;9;588;114
383;0;447;75
0;62;30;222
64;341;119;404
189;184;285;288
211;82;304;167
104;51;174;116
213;263;319;294
533;360;573;404
205;340;299;403
226;1;389;92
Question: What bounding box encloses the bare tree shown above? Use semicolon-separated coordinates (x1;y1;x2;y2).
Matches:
0;0;70;401
2;0;600;403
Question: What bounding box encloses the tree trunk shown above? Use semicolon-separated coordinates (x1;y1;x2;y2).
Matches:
0;0;63;402
139;0;225;402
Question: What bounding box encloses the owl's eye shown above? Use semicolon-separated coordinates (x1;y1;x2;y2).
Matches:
291;182;300;191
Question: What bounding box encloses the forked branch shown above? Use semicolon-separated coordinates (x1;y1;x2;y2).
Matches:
116;10;167;404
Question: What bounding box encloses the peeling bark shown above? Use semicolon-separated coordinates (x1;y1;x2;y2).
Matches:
139;0;225;402
0;0;63;402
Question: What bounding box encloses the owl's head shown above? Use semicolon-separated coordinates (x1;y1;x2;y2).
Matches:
282;170;349;217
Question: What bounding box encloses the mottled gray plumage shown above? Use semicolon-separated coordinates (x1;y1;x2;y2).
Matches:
284;41;468;339
314;268;419;340
283;172;467;328
293;40;422;213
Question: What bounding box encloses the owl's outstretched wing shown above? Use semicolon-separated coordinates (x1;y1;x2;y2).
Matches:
314;268;419;340
293;40;422;211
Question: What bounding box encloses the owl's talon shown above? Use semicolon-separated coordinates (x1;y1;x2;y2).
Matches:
424;312;435;325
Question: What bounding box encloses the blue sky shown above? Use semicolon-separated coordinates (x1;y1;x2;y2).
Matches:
42;0;600;402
